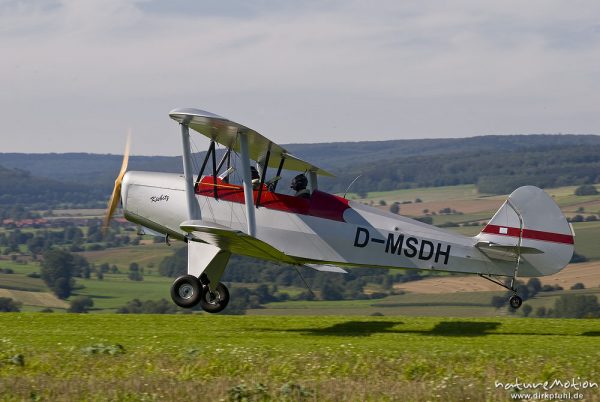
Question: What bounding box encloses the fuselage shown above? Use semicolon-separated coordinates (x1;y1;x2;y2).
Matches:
121;171;525;277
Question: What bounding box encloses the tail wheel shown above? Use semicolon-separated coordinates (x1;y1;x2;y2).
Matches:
170;275;202;308
200;282;230;313
509;294;523;309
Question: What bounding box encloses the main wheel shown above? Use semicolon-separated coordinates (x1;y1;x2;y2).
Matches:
170;275;202;308
509;294;523;309
200;282;230;313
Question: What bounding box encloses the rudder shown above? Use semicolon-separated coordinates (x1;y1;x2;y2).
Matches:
476;186;574;276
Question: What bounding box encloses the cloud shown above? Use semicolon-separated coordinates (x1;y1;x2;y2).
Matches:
1;0;600;155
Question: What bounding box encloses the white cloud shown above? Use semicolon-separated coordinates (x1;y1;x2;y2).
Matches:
1;0;600;155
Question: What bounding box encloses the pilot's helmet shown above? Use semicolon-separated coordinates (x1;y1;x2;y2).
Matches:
291;174;308;191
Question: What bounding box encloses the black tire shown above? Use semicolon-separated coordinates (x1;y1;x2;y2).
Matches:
509;294;523;309
200;282;230;313
170;275;202;308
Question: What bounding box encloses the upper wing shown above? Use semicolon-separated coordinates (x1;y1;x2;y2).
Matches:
169;108;334;177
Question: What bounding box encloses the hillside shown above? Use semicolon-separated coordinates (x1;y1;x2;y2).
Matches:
0;164;104;206
1;134;600;206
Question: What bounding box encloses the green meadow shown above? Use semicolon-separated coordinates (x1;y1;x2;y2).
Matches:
0;314;598;401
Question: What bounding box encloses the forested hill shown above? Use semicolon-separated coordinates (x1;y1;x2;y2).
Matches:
286;134;600;170
1;134;600;206
323;144;600;194
0;164;105;206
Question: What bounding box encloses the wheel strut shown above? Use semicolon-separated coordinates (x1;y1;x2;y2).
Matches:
479;273;523;310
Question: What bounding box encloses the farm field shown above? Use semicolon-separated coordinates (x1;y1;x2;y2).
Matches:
1;183;600;316
0;314;598;401
359;183;600;222
396;260;600;294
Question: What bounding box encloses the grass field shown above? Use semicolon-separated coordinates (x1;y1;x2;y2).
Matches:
0;314;598;401
80;243;181;273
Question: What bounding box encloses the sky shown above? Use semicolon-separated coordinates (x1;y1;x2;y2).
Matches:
2;0;600;155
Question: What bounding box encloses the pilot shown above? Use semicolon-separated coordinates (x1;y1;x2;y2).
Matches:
251;166;260;190
291;174;311;199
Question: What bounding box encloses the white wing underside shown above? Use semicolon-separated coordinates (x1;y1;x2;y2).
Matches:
169;108;334;177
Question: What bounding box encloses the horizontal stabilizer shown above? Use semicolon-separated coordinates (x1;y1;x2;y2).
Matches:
304;264;348;274
475;241;544;262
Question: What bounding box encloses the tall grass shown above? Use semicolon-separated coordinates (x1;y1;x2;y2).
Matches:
0;314;598;401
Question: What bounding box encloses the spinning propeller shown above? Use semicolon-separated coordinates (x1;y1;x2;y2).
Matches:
102;131;131;235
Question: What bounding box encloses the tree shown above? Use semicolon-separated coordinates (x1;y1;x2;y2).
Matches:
574;185;598;196
128;262;143;281
321;279;344;300
552;294;600;318
68;296;94;313
521;304;532;317
41;249;75;299
159;247;186;277
491;295;506;309
526;278;541;296
414;216;433;224
0;297;21;312
221;288;252;315
72;254;90;278
570;282;585;290
254;284;277;304
389;202;400;214
570;215;584;222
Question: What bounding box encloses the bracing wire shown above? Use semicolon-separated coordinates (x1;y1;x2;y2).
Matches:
294;265;316;299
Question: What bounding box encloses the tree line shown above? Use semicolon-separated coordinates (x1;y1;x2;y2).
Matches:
3;136;600;208
0;224;139;256
325;145;600;195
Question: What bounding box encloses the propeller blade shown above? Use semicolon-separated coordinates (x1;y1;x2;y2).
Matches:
102;131;132;235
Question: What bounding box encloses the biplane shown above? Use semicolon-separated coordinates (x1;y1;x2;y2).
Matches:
103;108;575;313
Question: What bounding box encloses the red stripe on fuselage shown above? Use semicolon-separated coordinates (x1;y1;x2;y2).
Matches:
196;177;350;222
481;224;574;245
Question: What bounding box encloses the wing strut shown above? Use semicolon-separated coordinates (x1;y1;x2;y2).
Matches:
194;140;219;199
216;148;231;176
256;142;272;208
180;124;201;220
238;133;257;237
272;157;285;192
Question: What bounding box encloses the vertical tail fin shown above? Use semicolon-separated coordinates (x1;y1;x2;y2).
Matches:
476;186;574;276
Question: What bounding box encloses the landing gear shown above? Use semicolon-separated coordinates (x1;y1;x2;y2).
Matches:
170;275;202;308
200;282;230;313
170;275;231;313
479;273;525;309
509;294;523;309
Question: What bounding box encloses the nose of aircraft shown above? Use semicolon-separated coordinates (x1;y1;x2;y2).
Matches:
120;171;133;213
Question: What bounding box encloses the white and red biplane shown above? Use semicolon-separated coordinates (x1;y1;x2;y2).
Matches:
103;108;575;313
